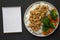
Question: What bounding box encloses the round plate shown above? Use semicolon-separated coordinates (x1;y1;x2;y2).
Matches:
24;1;59;37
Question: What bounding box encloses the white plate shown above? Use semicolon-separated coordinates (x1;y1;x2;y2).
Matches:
24;1;59;37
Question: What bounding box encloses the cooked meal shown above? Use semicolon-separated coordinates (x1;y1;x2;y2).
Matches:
24;1;59;37
28;4;58;35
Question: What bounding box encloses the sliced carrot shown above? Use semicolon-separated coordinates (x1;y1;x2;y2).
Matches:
48;28;53;33
50;17;58;23
50;17;54;23
54;18;59;23
42;31;48;35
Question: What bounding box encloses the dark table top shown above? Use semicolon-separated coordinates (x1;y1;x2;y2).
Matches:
0;0;60;40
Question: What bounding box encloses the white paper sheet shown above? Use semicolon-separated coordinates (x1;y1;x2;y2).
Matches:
2;7;22;33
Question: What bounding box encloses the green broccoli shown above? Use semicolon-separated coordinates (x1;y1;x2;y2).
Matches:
50;22;55;28
42;17;50;27
50;10;58;20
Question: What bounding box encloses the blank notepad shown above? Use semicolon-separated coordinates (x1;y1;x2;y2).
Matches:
2;7;22;33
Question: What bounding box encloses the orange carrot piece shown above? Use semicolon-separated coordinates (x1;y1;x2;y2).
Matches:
49;28;53;33
54;18;59;23
42;31;48;35
50;17;54;23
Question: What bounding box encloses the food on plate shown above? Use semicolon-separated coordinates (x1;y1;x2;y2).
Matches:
29;4;58;35
29;5;49;32
42;8;58;35
42;17;50;27
50;8;58;20
24;1;59;37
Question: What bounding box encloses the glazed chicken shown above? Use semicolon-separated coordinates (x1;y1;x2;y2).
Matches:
29;5;49;32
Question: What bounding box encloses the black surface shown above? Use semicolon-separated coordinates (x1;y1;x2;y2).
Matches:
0;0;60;40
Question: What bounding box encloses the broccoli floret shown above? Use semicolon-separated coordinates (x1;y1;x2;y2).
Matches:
42;17;50;27
50;23;55;28
50;10;58;20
